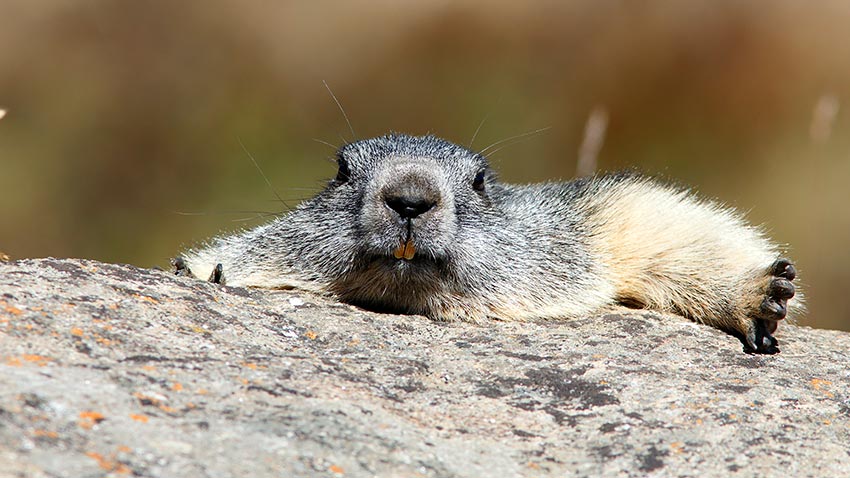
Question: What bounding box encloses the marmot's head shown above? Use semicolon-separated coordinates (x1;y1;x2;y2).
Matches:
311;134;498;287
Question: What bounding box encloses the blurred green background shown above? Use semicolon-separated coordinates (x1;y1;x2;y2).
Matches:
1;1;848;330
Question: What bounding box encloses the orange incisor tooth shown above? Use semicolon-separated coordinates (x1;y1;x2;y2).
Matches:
393;242;406;259
403;240;416;260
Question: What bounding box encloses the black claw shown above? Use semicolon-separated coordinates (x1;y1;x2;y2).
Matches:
740;258;796;354
208;263;225;285
769;278;796;299
745;319;780;355
770;258;796;281
759;297;787;320
780;264;796;281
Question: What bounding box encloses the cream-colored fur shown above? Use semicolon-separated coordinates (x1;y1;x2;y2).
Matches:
579;177;798;336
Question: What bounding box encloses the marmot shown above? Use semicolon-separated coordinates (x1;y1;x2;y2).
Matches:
174;134;799;354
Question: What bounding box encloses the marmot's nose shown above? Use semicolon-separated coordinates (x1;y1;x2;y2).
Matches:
385;195;436;219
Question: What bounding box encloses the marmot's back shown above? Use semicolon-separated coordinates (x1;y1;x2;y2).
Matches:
176;134;798;354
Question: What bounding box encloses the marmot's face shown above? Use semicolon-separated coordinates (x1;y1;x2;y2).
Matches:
326;134;493;280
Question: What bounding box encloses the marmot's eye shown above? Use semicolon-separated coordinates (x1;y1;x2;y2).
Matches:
335;158;351;183
472;170;486;191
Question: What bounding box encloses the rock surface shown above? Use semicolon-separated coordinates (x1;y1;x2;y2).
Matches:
1;258;848;478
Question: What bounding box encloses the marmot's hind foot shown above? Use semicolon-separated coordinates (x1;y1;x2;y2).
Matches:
744;258;797;355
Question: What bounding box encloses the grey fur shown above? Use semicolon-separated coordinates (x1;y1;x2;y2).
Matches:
178;134;799;353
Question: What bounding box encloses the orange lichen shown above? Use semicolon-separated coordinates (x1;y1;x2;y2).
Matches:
1;301;23;315
85;452;108;468
171;382;183;392
79;411;106;429
80;411;105;421
329;465;345;474
810;378;835;398
133;393;161;406
22;355;52;366
85;451;130;474
132;294;159;304
5;357;22;367
33;429;59;439
196;388;209;395
141;365;156;372
305;330;318;340
94;335;115;346
241;362;267;370
129;414;149;423
70;327;84;337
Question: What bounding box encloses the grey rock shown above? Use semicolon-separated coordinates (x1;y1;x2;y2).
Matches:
0;258;848;478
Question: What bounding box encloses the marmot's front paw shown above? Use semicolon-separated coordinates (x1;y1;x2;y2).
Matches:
171;257;226;285
745;258;797;354
172;257;193;277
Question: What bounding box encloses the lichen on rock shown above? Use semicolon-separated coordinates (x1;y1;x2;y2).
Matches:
0;258;848;477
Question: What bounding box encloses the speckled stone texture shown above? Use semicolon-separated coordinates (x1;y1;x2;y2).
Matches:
1;258;848;478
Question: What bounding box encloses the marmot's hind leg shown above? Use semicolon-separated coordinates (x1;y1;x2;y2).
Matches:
740;258;797;354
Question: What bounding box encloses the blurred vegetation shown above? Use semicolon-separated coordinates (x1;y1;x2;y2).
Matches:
1;1;848;330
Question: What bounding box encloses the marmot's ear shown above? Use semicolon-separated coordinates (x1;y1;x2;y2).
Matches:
473;170;486;191
335;156;351;183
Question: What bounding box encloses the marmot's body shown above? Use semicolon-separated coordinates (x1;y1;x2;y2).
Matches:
176;134;799;354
